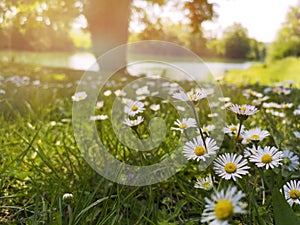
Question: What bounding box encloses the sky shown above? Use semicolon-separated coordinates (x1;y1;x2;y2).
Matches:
203;0;299;43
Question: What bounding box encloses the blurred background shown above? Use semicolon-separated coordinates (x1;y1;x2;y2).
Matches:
0;0;299;70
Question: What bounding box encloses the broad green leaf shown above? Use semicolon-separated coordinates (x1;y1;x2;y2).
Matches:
272;188;300;225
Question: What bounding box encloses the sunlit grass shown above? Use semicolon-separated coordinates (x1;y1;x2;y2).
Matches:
224;57;300;87
1;62;300;224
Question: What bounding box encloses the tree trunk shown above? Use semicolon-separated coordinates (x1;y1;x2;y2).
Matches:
84;0;132;70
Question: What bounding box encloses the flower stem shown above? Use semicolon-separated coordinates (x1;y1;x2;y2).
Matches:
68;204;73;225
236;119;244;141
190;102;207;149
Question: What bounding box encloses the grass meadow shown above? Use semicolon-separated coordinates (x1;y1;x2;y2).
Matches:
1;60;300;225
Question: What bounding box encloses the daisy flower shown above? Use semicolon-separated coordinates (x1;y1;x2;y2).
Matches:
114;89;126;97
243;89;263;99
208;113;219;118
228;104;259;121
218;97;231;103
95;101;104;109
172;88;206;102
194;175;213;190
282;180;300;206
249;146;283;169
200;125;216;136
136;86;150;95
183;137;219;161
272;86;291;95
293;108;300;115
282;150;299;172
262;102;281;109
124;100;145;117
214;153;250;181
171;118;197;133
63;193;74;204
150;104;160;111
266;109;285;118
294;131;300;139
123;116;144;127
90;115;108;121
103;90;112;96
201;186;246;224
241;127;269;144
223;124;244;137
187;88;207;101
72;91;87;101
281;103;293;109
243;145;258;158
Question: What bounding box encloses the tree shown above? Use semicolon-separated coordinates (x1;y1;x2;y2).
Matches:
247;38;266;61
218;23;251;59
0;0;78;51
267;1;300;61
84;0;132;68
130;0;215;56
0;0;216;63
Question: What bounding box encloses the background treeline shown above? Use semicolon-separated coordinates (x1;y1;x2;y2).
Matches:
0;0;299;61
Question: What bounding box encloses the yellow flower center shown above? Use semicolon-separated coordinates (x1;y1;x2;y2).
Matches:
214;199;234;220
289;189;300;199
282;104;289;109
251;134;260;140
131;105;138;111
274;87;281;93
203;127;209;132
224;162;237;173
230;126;237;132
203;182;211;189
179;123;187;129
194;146;206;156
282;157;291;165
240;106;247;111
261;154;272;163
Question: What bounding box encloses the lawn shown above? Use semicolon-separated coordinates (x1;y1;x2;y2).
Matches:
224;57;300;88
1;60;300;224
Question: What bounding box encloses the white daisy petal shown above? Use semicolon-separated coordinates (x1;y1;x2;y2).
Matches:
214;153;250;181
201;186;246;224
228;104;259;120
171;118;197;133
282;150;299;172
123;116;144;127
124;100;145;117
194;175;213;190
281;180;300;206
183;137;219;161
249;146;283;169
72;91;87;101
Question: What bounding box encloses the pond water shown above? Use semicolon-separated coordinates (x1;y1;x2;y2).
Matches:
0;51;252;80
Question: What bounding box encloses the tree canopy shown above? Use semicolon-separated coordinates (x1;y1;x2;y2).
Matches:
0;0;216;57
267;0;300;61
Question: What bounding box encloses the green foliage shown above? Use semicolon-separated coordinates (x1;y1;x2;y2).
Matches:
130;0;216;57
272;188;300;225
207;23;265;60
267;1;300;61
0;0;80;51
184;0;214;34
220;23;251;59
247;38;266;61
